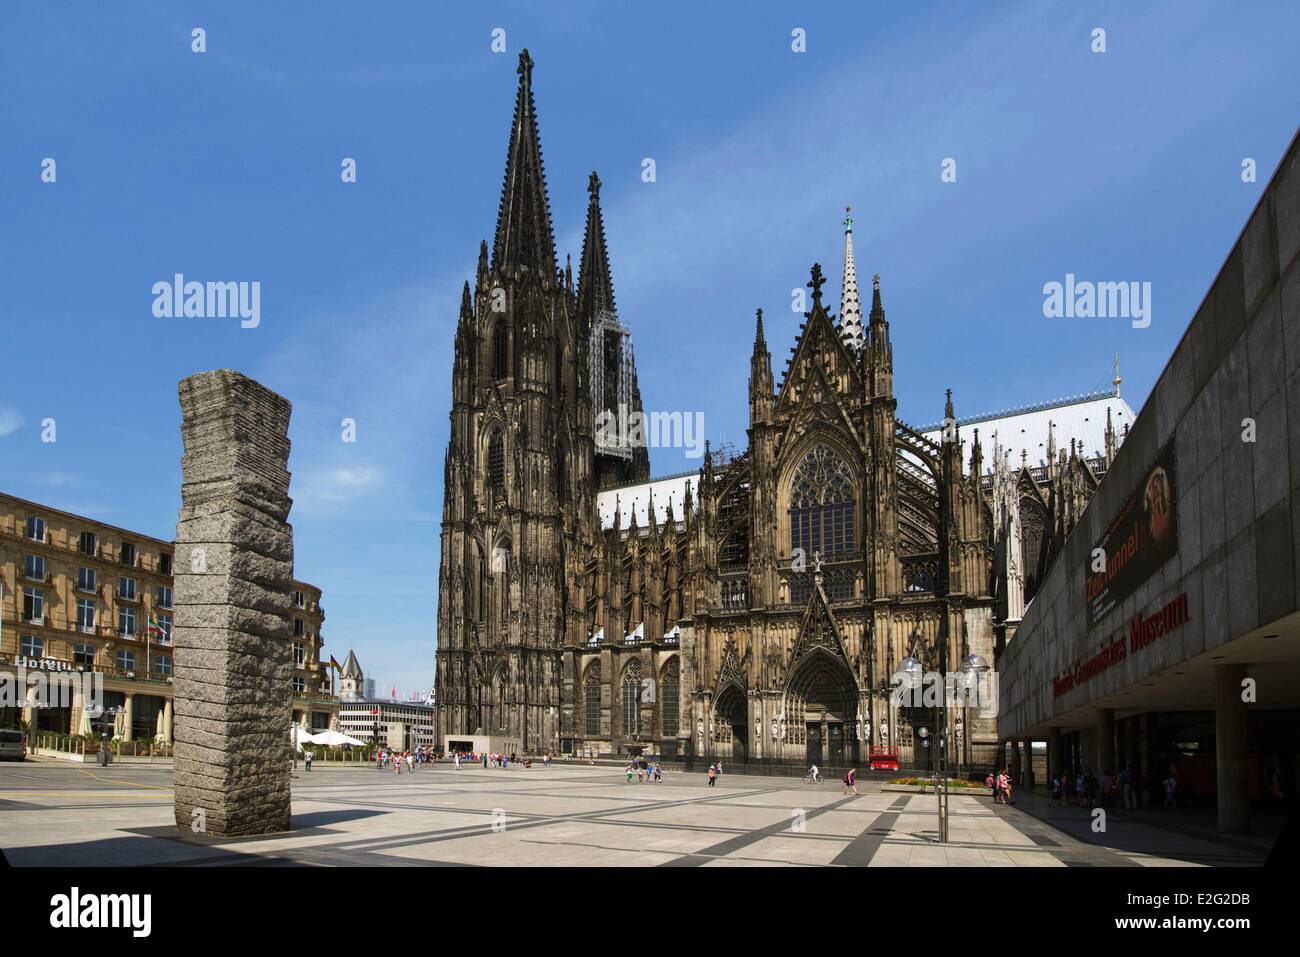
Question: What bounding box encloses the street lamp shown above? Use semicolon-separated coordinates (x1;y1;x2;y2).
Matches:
958;653;990;781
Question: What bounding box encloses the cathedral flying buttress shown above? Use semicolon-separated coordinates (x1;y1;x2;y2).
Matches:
435;52;1137;768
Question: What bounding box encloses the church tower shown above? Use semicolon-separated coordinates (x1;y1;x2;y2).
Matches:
435;50;647;754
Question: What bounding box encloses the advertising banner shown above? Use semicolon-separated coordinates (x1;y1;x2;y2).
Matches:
1085;440;1178;628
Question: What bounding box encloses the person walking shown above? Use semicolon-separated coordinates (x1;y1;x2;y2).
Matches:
1120;765;1136;809
707;764;717;787
304;749;314;772
842;767;859;795
406;751;414;773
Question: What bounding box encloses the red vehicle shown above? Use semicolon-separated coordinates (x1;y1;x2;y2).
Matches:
869;746;900;772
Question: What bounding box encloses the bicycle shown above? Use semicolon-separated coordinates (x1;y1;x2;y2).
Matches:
804;769;822;784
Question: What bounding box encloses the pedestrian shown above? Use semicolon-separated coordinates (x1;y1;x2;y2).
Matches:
1049;773;1061;806
985;769;996;798
626;763;634;783
707;764;717;787
842;767;859;795
717;760;723;778
1163;772;1177;807
1120;765;1135;809
304;749;313;772
406;751;414;773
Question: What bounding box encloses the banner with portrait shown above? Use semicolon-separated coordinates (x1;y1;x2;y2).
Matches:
1085;440;1178;628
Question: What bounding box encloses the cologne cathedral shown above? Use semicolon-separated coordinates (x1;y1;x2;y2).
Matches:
434;51;1134;769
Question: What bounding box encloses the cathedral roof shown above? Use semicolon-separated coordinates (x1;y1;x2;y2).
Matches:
918;388;1136;472
596;471;697;531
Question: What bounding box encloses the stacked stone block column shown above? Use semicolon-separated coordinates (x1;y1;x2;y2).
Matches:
172;370;295;836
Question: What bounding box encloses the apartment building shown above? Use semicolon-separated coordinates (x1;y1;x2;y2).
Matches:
0;492;338;740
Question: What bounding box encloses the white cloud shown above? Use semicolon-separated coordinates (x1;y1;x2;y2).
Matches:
0;407;23;437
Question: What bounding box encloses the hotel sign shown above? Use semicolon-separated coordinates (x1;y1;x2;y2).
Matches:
1085;440;1178;628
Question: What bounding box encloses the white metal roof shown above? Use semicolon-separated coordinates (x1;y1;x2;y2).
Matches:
596;472;697;531
919;390;1136;472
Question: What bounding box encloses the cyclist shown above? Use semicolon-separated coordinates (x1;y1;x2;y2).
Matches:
806;764;821;784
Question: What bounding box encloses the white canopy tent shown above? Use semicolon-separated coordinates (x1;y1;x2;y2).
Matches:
306;729;367;748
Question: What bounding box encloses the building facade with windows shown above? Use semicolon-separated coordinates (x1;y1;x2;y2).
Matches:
435;51;1133;768
0;493;337;740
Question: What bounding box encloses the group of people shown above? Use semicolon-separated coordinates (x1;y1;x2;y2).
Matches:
625;760;664;782
986;768;1015;804
449;751;552;769
1050;765;1151;809
375;747;434;774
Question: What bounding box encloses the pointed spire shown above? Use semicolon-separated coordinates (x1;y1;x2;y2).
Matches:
492;48;556;277
577;170;616;318
459;280;473;320
1113;353;1122;399
839;206;864;352
754;307;766;349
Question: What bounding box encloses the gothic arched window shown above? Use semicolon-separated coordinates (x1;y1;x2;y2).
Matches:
788;444;856;560
487;430;505;493
584;663;601;736
492;318;508;380
660;659;680;738
621;658;642;736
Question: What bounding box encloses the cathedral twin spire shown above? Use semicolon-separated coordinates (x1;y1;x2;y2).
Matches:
493;49;557;278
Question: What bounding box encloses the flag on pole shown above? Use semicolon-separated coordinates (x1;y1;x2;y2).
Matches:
147;616;164;639
329;655;341;672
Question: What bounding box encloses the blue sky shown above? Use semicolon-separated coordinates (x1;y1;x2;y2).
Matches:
2;1;1297;698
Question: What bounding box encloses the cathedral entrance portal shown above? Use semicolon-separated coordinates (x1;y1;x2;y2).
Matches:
714;685;748;765
786;650;859;769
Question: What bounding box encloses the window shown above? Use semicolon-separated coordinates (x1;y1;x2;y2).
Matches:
294;618;305;636
119;606;136;637
788;444;856;560
292;676;305;693
158;553;172;576
157;586;173;609
492;318;508;380
584;665;601;737
115;649;135;671
120;542;136;567
660;660;680;738
153;656;172;676
294;590;305;608
20;635;44;657
77;598;96;633
74;644;96;667
78;566;96;592
25;516;45;541
22;587;44;623
294;642;305;667
487;431;505;492
119;577;136;601
621;659;642;736
157;615;172;643
79;531;97;556
24;554;45;581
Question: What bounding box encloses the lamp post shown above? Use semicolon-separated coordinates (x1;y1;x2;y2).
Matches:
959;653;990;781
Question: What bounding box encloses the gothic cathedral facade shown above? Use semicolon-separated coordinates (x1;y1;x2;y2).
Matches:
435;52;1131;769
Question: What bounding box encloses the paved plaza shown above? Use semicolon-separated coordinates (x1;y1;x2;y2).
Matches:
0;759;1271;867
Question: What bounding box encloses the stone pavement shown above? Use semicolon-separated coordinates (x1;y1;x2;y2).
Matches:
0;760;1269;867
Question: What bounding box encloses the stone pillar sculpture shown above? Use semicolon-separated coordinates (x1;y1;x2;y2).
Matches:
172;370;295;836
